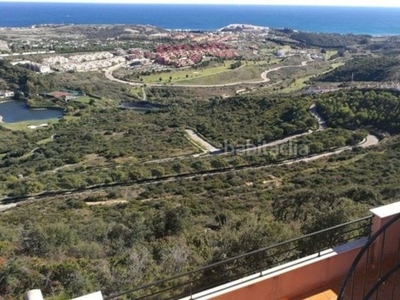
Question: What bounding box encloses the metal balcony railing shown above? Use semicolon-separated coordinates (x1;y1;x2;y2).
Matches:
104;215;372;300
338;213;400;300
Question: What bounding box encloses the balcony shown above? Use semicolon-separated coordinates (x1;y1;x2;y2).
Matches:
25;201;400;300
185;202;400;300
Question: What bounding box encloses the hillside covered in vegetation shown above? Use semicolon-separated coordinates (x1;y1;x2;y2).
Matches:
316;89;400;133
0;87;398;298
2;24;400;300
315;56;400;82
290;32;369;48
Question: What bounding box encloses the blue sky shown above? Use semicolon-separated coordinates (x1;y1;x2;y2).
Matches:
0;0;400;7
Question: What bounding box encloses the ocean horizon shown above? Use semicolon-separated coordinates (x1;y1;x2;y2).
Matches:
1;3;400;35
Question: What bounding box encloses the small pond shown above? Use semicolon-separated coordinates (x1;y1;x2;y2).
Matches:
0;101;64;123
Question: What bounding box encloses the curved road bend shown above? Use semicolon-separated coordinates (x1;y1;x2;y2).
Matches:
309;104;327;130
144;134;380;184
147;103;318;163
0;68;382;210
281;134;379;166
104;61;309;88
226;103;322;155
0;135;380;211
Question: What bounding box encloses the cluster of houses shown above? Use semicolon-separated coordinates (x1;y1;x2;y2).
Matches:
43;52;114;65
6;42;238;74
44;51;124;72
0;90;14;99
274;49;326;61
125;48;145;60
10;51;126;73
53;56;125;72
219;24;270;33
42;55;69;65
144;42;238;68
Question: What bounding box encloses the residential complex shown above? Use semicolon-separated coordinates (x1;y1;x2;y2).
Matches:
148;42;238;68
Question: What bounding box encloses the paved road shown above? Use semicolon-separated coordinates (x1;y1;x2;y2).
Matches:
260;61;308;82
0;61;383;212
281;134;379;166
108;103;377;167
0;135;380;212
104;61;309;88
260;66;284;82
140;135;381;188
359;134;379;148
237;102;321;154
236;131;312;154
144;130;220;164
185;129;220;152
309;104;327;130
142;103;320;163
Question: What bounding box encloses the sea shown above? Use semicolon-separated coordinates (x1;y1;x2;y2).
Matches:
0;3;400;35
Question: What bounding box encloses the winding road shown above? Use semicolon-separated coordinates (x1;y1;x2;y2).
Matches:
148;105;318;164
185;129;220;153
0;133;380;212
310;104;327;130
281;134;379;166
104;61;309;88
0;63;383;212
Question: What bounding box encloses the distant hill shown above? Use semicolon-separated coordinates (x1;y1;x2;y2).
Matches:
315;56;400;82
367;37;400;54
289;32;369;48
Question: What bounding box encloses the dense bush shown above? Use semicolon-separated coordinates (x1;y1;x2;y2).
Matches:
316;90;400;133
315;56;400;82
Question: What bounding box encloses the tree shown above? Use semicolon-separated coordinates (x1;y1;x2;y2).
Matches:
150;166;165;178
230;61;242;69
210;158;228;169
151;209;183;239
0;79;6;90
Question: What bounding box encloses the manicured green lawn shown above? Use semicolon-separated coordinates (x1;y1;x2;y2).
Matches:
282;75;315;92
135;60;279;85
138;60;236;83
326;50;339;59
0;118;60;131
176;64;271;85
73;96;95;104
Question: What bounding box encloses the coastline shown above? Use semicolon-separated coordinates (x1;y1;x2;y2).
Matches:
1;23;399;37
0;4;400;36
